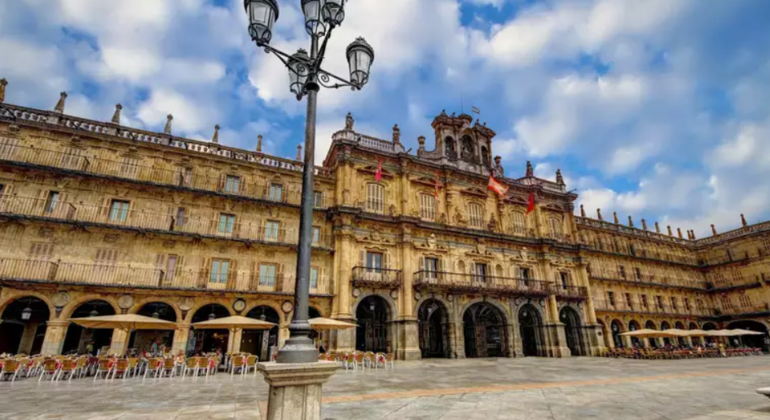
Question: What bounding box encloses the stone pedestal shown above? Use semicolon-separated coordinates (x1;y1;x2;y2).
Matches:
543;323;571;358
395;318;421;360
257;361;339;420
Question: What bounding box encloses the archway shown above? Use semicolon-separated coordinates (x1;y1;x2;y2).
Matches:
63;300;116;355
129;302;177;355
688;322;701;346
519;305;543;356
356;295;390;353
190;304;230;355
660;321;672;346
703;322;717;344
610;319;624;348
465;302;506;358
0;297;50;355
418;299;450;358
242;305;281;360
674;321;687;347
559;306;584;356
727;320;768;351
645;321;659;348
628;320;642;348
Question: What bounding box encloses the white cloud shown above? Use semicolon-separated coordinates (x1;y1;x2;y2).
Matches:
136;90;219;133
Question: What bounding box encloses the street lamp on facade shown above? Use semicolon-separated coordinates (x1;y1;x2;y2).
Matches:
244;0;374;364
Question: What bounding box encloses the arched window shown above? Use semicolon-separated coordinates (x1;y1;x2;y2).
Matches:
444;136;456;159
480;146;490;167
461;135;475;161
366;183;384;213
420;193;436;221
468;203;484;229
511;211;526;236
549;218;562;240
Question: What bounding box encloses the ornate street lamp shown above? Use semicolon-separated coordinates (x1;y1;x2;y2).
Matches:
89;309;99;317
244;0;374;364
21;300;32;321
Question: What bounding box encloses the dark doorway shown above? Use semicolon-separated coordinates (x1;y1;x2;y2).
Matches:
645;321;659;348
727;320;768;351
675;322;687;347
560;307;584;356
519;304;542;356
242;306;280;360
356;296;389;353
63;300;116;355
418;299;450;358
689;322;701;346
0;297;50;355
703;322;717;344
610;320;624;348
464;302;506;358
190;304;230;355
628;321;642;347
129;302;177;354
660;321;672;346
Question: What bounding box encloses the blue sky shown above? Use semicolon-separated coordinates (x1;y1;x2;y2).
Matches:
2;0;770;237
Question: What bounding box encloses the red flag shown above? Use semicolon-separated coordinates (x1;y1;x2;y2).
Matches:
526;192;535;215
375;159;382;182
434;171;441;198
488;175;508;196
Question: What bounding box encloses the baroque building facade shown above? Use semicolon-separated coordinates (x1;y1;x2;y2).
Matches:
1;82;769;360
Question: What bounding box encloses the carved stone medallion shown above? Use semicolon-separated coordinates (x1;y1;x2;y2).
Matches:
117;295;134;309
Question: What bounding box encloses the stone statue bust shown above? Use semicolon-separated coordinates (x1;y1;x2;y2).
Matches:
345;112;354;130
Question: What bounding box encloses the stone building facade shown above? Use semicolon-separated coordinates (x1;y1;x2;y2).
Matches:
1;84;769;360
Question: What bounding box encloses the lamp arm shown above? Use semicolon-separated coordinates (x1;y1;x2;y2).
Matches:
316;67;361;90
262;45;315;79
312;24;336;73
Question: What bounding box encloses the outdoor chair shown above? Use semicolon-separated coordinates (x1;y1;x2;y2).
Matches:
183;357;198;378
353;353;366;370
144;358;162;379
384;353;395;369
230;355;245;376
111;359;131;380
15;357;31;377
244;355;258;376
58;359;78;381
0;360;21;382
39;359;59;382
160;358;176;378
367;353;378;369
196;356;210;377
94;358;114;381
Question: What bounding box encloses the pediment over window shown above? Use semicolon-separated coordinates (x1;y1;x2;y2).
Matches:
358;164;394;179
460;187;488;198
505;195;529;205
411;176;438;187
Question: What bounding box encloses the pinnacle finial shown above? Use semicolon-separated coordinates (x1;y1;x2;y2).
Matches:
677;227;683;238
628;215;634;228
345;112;354;130
392;124;401;144
642;219;648;230
556;169;564;186
711;224;717;236
667;225;673;236
54;92;68;113
741;214;747;227
597;208;603;221
655;222;660;233
613;212;619;224
111;104;122;124
212;125;220;144
0;78;7;103
256;135;263;153
580;204;585;218
526;161;534;177
296;144;302;161
164;114;173;135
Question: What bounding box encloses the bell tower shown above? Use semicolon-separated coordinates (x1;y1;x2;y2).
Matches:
417;110;497;176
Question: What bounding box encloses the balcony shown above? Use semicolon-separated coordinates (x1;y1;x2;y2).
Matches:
554;285;589;300
0;258;332;295
413;271;550;297
589;269;707;291
0;145;334;209
717;303;770;316
592;299;715;317
0;196;333;249
351;267;402;288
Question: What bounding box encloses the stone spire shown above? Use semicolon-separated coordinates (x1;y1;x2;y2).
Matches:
613;212;619;224
163;114;173;135
667;225;673;236
580;205;586;218
345;112;354;130
642;219;647;230
54;92;67;113
392;124;401;144
257;135;263;153
526;161;534;177
597;208;603;221
212;125;220;144
741;214;747;227
556;169;564;186
691;230;697;240
111;104;122;124
655;222;660;233
677;228;683;238
0;78;7;103
296;144;302;161
628;215;634;228
711;224;717;236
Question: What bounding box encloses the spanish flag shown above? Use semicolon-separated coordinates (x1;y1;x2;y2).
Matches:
488;175;508;196
434;171;441;198
375;159;383;182
526;192;535;215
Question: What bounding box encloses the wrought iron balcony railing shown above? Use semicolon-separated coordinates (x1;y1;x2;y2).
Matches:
0;258;331;295
716;303;770;316
0;145;334;208
413;270;551;296
554;285;589;300
351;266;402;288
588;268;707;290
592;299;716;317
0;196;333;248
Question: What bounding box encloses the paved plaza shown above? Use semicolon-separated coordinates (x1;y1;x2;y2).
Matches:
2;357;770;419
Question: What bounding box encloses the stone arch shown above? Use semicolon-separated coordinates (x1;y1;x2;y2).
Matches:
184;299;236;323
559;305;585;356
727;319;768;350
309;304;325;318
60;294;120;320
0;295;53;355
354;293;394;353
417;298;451;358
480;145;490;167
610;318;625;348
660;321;673;346
244;300;284;324
628;320;642;347
62;299;118;355
444;136;456;158
463;301;509;358
129;300;179;351
0;292;55;321
129;297;182;322
519;303;545;357
461;297;511;322
351;292;397;320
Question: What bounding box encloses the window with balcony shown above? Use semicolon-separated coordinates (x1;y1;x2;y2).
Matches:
310;267;318;289
210;259;230;284
560;272;570;289
670;297;678;311
218;214;236;234
549;218;562;239
684;297;691;311
739;295;751;308
619;265;626;279
625;293;633;308
641;294;649;308
259;264;277;286
424;257;438;279
108;200;130;222
312;226;321;245
165;255;178;282
511;211;526;236
468;203;484;228
313;191;324;208
655;295;663;309
420;194;436;221
607;291;615;306
95;249;118;265
472;263;488;283
366;183;384;213
120;157;139;178
269;183;284;201
59;147;82;169
366;251;383;273
224;175;241;193
44;191;60;214
176;167;192;186
175;207;186;227
264;221;281;242
0;137;19;160
634;267;642;281
0;184;4;201
30;243;54;260
519;267;531;286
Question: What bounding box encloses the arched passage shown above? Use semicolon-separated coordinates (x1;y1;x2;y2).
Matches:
190;304;230;355
703;322;717;344
418;299;450;358
0;297;50;355
465;302;507;358
688;322;701;346
559;306;584;356
660;321;672;346
628;320;642;348
63;300;116;355
645;320;659;348
727;320;768;351
356;295;390;353
610;319;624;348
128;302;177;355
674;321;687;347
242;305;281;360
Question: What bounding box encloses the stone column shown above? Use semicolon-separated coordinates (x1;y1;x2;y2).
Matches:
258;362;339;420
110;329;129;355
229;328;243;354
172;324;191;354
40;320;70;356
18;322;40;354
396;234;420;360
331;231;355;352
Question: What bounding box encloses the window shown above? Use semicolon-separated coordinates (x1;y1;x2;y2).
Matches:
684;298;691;311
634;268;642;281
218;214;236;234
0;184;4;201
269;183;283;201
511;211;526;236
310;267;319;289
44;191;60;214
313;191;324;208
95;249;118;265
366;251;383;272
670;297;678;311
165;255;178;282
59;147;82;169
560;272;570;289
120;157;139;178
420;194;436;221
608;291;615;306
176;207;186;227
224;175;241;193
641;294;648;308
550;218;562;239
265;221;281;242
739;295;751;308
468;203;484;228
655;295;664;309
312;226;321;245
259;264;277;286
472;263;487;283
177;167;192;186
210;259;230;284
519;267;531;285
424;257;438;279
625;293;633;308
30;243;54;260
619;265;626;279
108;200;130;222
366;183;384;213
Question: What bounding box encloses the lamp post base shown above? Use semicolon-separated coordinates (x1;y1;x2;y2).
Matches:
257;361;340;420
275;335;319;364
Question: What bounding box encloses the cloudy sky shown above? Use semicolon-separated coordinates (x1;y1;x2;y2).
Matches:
2;0;769;238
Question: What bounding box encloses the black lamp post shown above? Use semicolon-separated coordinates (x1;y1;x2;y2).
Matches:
244;0;374;364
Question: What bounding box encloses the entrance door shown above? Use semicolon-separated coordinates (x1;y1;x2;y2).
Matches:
560;307;583;356
463;303;505;358
418;299;449;358
356;296;388;353
519;305;542;357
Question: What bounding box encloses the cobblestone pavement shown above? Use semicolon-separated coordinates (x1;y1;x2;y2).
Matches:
1;357;770;419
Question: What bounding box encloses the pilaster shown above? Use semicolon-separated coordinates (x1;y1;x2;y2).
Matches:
172;324;191;354
40;320;70;356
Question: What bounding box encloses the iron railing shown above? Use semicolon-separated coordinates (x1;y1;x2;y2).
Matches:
351;267;402;287
554;285;589;300
413;270;551;296
588;268;707;290
592;298;716;317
